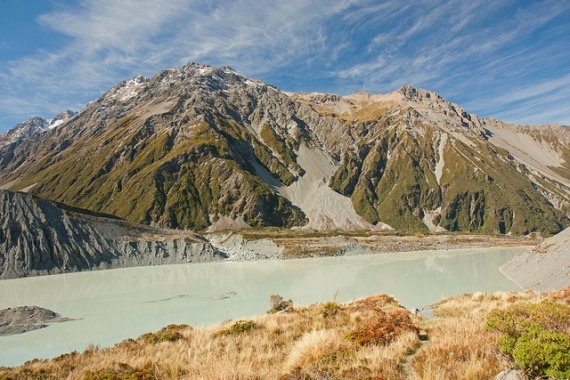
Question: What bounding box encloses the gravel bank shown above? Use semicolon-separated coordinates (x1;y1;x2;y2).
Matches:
500;228;570;291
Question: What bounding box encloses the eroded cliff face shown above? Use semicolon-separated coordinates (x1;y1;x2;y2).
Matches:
1;63;569;235
0;190;224;279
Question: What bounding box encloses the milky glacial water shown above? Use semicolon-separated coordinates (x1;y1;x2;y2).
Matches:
0;247;526;366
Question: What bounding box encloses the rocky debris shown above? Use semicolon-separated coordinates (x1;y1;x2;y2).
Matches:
494;369;527;380
0;306;72;335
500;227;570;291
0;190;225;279
413;305;436;320
334;242;374;256
267;294;293;314
206;233;284;261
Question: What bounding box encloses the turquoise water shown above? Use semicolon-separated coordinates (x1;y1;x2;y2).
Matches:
0;247;525;366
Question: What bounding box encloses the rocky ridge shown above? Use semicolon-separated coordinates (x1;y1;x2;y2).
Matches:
0;189;224;279
0;62;569;235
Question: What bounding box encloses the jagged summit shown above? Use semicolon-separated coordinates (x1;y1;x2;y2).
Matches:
46;110;77;129
1;62;569;235
398;84;442;101
0;110;77;148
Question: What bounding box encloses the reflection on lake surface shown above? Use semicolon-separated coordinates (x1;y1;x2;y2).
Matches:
0;247;526;366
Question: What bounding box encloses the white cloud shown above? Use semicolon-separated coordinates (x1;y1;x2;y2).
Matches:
0;0;348;128
463;73;570;125
38;0;188;53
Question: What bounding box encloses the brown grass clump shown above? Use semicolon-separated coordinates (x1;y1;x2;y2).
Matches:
283;329;347;372
550;286;570;305
347;309;418;346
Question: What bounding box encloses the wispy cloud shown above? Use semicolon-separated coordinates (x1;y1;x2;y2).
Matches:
0;0;569;131
0;0;343;128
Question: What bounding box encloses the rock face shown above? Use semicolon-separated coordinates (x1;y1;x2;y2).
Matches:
0;63;569;234
0;190;224;279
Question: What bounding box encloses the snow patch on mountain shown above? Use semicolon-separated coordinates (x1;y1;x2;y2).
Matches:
0;110;77;148
48;119;64;129
110;76;148;102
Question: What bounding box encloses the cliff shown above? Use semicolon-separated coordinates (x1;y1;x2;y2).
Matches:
0;190;224;279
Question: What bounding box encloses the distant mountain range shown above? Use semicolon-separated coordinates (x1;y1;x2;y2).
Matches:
1;62;569;235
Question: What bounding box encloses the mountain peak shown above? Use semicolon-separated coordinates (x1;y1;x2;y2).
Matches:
47;110;77;129
0;110;77;147
398;85;443;102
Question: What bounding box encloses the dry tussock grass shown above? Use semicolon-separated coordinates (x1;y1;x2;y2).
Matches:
0;295;419;380
411;290;554;380
1;289;568;379
283;329;346;371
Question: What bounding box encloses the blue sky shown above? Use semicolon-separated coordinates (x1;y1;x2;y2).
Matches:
0;0;569;133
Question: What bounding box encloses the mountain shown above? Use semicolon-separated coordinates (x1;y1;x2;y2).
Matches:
0;110;76;149
0;189;222;279
1;62;569;235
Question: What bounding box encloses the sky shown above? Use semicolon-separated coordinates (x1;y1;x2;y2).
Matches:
0;0;569;133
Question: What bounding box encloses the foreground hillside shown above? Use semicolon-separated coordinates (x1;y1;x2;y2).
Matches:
1;289;568;379
0;189;223;279
1;63;569;235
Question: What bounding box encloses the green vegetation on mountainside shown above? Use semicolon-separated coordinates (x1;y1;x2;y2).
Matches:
8;114;306;230
259;123;299;170
331;123;568;235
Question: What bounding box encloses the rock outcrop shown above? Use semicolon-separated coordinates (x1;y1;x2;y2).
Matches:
0;190;224;279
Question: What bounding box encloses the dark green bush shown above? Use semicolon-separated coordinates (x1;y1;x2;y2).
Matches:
139;324;189;344
216;320;259;336
486;300;570;378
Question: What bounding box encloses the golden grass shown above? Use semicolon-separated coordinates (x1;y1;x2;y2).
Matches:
411;291;551;380
1;289;568;379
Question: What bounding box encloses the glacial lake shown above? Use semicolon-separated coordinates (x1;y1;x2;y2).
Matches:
0;247;526;366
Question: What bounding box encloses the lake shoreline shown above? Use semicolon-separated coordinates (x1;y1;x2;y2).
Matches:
0;246;526;366
207;232;537;261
